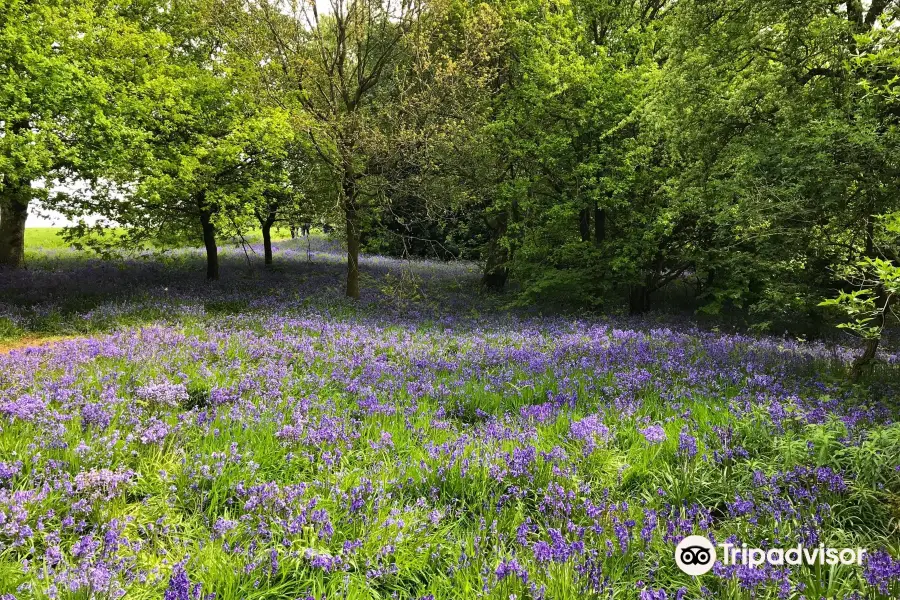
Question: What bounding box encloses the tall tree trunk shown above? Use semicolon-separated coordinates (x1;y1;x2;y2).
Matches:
1;120;30;269
344;179;360;299
482;210;509;291
200;207;219;281
628;283;650;314
579;208;591;242
850;217;883;381
482;239;509;291
850;337;879;382
594;203;605;245
0;183;29;269
262;211;276;265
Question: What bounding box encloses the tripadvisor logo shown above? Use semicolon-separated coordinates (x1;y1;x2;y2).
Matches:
675;535;868;576
675;535;716;576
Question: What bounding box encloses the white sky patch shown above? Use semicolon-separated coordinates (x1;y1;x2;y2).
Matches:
27;179;103;228
28;207;104;228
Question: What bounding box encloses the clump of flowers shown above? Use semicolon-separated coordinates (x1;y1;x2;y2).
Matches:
74;468;135;500
138;417;170;445
863;550;900;595
1;394;46;422
640;424;667;445
496;557;529;584
370;431;394;451
640;588;688;600
0;460;22;482
81;402;113;429
135;382;189;408
164;562;203;600
570;414;610;452
678;427;698;459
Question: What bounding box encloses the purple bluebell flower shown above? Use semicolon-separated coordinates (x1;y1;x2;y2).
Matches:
640;425;667;445
678;427;698;459
164;562;202;600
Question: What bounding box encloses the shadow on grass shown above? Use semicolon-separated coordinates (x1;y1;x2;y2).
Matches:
1;235;484;341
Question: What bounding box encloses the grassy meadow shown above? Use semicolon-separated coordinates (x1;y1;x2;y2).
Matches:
24;228;78;250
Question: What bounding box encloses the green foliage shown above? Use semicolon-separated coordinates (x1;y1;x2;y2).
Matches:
0;0;162;267
418;0;900;337
821;257;900;339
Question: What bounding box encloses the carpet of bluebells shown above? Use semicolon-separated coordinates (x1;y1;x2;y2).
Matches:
1;237;900;600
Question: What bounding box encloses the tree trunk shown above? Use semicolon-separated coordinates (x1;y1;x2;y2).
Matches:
850;337;879;382
0;182;29;269
579;208;591;242
0;120;30;269
262;223;273;265
865;218;874;258
344;180;360;299
262;211;276;265
594;204;605;245
482;239;509;291
849;272;887;382
628;284;650;314
848;214;884;381
200;208;219;281
482;208;510;291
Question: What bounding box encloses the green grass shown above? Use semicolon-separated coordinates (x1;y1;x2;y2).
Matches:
25;227;75;250
24;226;314;251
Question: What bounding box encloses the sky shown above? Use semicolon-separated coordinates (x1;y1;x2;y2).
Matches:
28;207;102;228
27;180;102;228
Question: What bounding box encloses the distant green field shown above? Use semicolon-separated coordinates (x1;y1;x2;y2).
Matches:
235;226;299;244
24;226;302;251
24;228;74;250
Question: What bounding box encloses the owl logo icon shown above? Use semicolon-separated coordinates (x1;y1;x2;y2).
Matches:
675;535;716;576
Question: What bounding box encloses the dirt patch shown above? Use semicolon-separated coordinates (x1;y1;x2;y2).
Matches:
0;335;80;355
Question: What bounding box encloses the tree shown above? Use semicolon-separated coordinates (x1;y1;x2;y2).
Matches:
0;0;155;267
243;136;314;266
474;0;674;306
819;2;900;377
657;0;899;332
60;0;288;280
230;0;443;298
